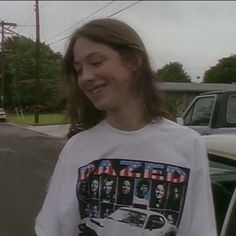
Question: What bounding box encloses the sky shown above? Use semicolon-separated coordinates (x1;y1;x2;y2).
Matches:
0;1;236;82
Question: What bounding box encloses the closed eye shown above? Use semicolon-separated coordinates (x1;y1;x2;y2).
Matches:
91;61;103;66
75;69;82;76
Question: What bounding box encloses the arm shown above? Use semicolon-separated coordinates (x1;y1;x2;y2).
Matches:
178;135;217;236
35;147;79;236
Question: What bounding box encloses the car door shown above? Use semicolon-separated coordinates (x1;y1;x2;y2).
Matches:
209;156;236;235
220;188;236;236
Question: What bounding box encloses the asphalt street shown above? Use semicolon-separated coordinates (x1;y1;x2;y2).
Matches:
25;124;70;138
0;122;66;236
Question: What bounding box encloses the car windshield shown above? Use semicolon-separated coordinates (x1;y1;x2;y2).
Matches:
108;209;147;228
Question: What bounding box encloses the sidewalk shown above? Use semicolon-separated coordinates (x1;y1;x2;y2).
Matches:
26;124;70;138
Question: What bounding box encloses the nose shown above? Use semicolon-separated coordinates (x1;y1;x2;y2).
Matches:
78;65;95;86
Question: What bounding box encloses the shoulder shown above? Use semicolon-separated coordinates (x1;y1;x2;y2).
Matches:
153;118;206;153
66;120;106;146
154;118;201;139
58;121;106;162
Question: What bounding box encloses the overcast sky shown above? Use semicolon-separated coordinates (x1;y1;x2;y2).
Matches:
0;1;236;82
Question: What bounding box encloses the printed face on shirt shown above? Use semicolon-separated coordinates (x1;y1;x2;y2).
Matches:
155;184;165;199
173;187;179;199
140;184;148;195
103;180;113;195
73;37;138;112
91;179;99;193
167;214;174;224
121;180;131;195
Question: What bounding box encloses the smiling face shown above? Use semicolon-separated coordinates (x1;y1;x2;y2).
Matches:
73;37;138;114
155;184;165;199
121;180;131;195
103;180;113;195
91;179;99;193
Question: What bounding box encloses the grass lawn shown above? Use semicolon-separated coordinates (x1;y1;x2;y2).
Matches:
7;112;69;126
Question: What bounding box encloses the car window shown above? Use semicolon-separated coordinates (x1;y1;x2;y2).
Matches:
109;209;146;228
209;160;236;174
227;95;236;123
184;96;215;126
145;215;165;230
209;154;236;174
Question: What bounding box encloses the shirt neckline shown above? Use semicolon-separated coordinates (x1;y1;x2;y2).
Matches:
102;119;158;135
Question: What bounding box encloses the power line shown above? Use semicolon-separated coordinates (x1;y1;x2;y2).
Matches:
17;25;35;27
40;0;55;9
0;21;17;108
108;0;142;18
18;1;33;23
47;1;114;43
16;2;35;36
3;27;26;38
48;0;142;47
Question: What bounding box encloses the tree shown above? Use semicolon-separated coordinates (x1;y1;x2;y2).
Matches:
156;62;191;83
203;55;236;83
3;36;63;110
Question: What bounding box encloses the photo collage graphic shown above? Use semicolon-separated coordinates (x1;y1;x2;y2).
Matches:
76;158;190;227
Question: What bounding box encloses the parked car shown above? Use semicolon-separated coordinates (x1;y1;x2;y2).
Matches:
177;90;236;135
203;134;236;236
79;207;177;236
0;107;7;121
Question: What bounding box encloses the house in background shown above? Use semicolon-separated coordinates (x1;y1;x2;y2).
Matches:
159;82;236;118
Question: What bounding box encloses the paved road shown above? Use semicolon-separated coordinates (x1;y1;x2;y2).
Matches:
26;124;70;138
0;122;66;236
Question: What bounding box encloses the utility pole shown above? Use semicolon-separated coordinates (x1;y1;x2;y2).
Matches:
34;0;40;124
0;21;16;108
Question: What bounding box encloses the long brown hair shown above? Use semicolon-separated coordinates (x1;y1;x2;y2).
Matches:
63;18;166;133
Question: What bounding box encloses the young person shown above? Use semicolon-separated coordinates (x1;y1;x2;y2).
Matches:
35;18;217;236
117;178;133;205
133;179;150;206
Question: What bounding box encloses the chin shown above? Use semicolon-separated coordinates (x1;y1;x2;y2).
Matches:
93;102;108;111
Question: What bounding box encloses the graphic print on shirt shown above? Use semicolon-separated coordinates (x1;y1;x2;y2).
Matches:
76;159;190;236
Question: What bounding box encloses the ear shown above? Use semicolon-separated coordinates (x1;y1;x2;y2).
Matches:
129;53;143;72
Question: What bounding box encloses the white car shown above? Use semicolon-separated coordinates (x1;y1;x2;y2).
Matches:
0;108;6;121
203;134;236;236
79;207;177;236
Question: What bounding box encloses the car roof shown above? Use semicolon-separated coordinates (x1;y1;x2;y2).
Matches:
201;90;236;95
202;134;236;161
119;207;162;216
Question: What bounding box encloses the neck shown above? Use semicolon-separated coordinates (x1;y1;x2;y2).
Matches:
106;101;147;131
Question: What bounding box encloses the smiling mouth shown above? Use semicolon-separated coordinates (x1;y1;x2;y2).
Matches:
89;84;106;95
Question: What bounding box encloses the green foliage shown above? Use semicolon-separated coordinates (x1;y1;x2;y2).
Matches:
156;62;191;82
3;36;63;109
203;55;236;83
